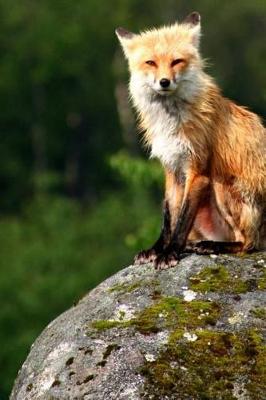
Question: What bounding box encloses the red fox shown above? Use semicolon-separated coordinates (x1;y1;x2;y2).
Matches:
116;12;266;269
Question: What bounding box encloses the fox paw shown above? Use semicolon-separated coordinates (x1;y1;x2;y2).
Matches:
134;248;158;265
155;250;179;270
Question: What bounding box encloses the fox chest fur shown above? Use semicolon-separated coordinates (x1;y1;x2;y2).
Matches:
139;94;193;171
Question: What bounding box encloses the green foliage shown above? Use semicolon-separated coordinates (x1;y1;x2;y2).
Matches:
110;151;163;189
110;152;163;251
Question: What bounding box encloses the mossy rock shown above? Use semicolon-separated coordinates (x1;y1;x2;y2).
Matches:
11;252;266;400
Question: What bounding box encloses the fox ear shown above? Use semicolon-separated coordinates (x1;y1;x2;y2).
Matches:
115;27;136;58
183;12;201;48
183;12;201;26
115;27;135;40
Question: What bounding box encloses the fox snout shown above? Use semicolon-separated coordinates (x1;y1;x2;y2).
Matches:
160;78;170;88
151;75;178;95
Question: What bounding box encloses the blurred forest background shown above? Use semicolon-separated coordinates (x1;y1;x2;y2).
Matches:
0;0;265;397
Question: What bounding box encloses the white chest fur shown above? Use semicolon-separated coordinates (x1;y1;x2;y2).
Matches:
151;131;191;171
130;75;194;171
146;98;192;171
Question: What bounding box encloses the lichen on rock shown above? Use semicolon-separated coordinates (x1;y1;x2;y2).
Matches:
11;252;266;400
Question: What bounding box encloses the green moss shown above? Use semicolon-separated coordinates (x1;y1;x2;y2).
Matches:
250;307;266;320
90;297;220;334
133;297;220;334
190;265;249;293
108;278;161;296
90;320;131;330
108;280;142;294
141;328;266;399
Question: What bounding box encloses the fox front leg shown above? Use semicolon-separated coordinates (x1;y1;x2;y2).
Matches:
134;200;171;265
155;174;210;270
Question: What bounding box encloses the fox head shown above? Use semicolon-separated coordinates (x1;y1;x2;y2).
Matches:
116;12;203;100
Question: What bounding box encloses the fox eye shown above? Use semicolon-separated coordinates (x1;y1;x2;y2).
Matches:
171;59;184;67
145;60;156;67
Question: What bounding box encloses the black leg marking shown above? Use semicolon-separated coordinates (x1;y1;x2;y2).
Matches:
185;241;244;255
134;200;171;265
171;200;193;251
155;179;210;270
154;200;195;269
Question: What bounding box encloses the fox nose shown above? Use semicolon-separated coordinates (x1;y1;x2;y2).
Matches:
160;78;170;88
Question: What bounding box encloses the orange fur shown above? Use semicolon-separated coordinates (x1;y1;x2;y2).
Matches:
117;13;266;255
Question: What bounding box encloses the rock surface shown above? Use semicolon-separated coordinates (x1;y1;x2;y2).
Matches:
11;252;266;400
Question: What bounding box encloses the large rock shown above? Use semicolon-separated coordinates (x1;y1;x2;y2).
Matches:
11;252;266;400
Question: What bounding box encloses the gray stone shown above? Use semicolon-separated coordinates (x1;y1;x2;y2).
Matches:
11;252;266;400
